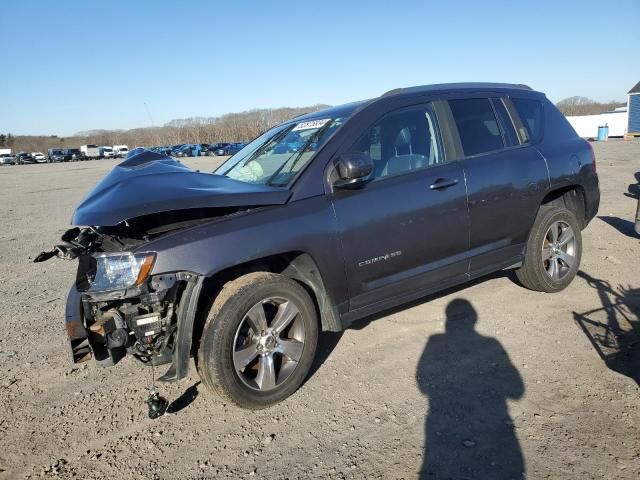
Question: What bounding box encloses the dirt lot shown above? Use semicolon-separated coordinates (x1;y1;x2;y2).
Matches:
0;143;638;479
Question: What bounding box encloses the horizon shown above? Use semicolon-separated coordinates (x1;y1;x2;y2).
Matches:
1;0;639;137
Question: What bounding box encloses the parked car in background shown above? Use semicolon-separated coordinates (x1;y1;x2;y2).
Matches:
155;146;173;155
216;142;246;156
48;148;69;162
66;148;83;161
99;146;115;159
32;152;47;163
173;144;205;158
209;143;230;156
167;144;185;157
197;144;212;156
80;145;100;160
113;145;129;158
15;152;34;164
0;153;16;165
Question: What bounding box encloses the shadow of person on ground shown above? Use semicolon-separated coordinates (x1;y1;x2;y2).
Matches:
574;271;640;385
417;299;525;480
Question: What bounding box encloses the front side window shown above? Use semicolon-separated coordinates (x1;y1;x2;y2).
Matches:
449;98;504;156
511;98;544;143
348;104;442;179
216;117;346;186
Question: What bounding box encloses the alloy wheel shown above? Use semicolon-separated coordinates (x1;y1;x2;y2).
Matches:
232;297;305;391
542;220;576;280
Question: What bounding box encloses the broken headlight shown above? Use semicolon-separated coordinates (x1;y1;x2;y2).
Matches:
84;252;156;292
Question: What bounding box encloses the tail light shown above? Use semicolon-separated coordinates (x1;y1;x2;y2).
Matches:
586;140;596;173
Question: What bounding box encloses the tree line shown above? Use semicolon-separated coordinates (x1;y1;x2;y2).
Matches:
3;104;329;153
555;96;625;116
3;97;628;154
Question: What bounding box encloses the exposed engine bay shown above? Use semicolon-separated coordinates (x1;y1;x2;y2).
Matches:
34;209;239;380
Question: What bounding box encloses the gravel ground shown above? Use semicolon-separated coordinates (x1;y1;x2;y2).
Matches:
0;143;638;479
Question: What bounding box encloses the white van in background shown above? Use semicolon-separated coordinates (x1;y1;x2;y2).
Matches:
80;144;100;160
112;145;129;157
99;146;115;158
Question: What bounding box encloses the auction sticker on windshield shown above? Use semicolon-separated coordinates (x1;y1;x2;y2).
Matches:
292;119;331;131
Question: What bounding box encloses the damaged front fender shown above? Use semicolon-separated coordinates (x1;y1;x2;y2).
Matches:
65;284;91;364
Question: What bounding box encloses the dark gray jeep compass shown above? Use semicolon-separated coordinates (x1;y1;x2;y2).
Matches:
38;83;599;409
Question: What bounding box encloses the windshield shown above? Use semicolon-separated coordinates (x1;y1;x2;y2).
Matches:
215;117;345;186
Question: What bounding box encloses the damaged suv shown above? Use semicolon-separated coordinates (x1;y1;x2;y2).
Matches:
38;83;599;409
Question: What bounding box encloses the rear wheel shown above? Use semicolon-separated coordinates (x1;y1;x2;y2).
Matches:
198;272;318;409
516;207;582;292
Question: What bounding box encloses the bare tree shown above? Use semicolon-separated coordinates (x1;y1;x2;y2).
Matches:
556;97;625;116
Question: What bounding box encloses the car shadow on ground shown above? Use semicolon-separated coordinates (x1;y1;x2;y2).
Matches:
311;271;513;379
573;271;640;386
349;271;511;331
167;381;201;414
307;330;344;380
416;299;525;479
598;215;639;238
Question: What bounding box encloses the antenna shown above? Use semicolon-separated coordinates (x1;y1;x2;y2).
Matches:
143;102;155;126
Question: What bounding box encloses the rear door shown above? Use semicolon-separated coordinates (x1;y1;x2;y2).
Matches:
329;102;470;311
447;96;549;276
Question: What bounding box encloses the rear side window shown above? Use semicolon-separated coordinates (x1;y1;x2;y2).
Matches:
511;98;543;143
491;98;519;147
448;98;503;156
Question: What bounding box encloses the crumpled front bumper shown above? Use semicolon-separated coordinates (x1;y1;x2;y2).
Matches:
63;273;204;382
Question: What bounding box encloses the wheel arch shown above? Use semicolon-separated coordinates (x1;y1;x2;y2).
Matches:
539;184;587;228
192;251;342;357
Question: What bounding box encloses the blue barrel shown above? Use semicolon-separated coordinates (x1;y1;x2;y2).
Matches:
597;125;608;141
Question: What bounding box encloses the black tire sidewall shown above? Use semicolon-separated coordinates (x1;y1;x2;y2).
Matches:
199;273;318;409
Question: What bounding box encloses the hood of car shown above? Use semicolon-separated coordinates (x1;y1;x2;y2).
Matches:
72;149;292;226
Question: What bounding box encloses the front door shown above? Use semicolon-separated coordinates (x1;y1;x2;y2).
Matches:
330;103;470;312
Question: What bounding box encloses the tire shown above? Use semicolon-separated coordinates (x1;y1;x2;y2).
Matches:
197;272;319;409
634;196;640;236
516;206;582;292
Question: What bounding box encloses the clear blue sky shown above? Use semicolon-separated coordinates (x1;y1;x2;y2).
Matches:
1;0;638;136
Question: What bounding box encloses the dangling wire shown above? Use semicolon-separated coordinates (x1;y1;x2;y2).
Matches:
145;363;168;419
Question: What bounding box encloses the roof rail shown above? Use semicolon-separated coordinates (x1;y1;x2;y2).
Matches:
381;82;534;97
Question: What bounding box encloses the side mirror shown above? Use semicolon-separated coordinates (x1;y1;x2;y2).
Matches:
333;153;374;189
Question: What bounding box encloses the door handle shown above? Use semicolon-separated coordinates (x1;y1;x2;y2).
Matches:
429;178;459;190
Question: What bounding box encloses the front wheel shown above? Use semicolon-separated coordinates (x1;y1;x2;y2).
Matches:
516;207;582;292
197;272;318;409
